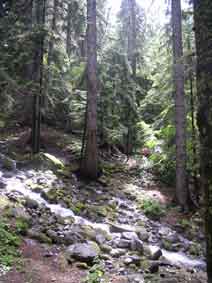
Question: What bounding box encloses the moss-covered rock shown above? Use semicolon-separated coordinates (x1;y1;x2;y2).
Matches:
81;225;96;241
28;229;52;244
65;241;100;264
43;153;64;169
0;196;12;210
161;239;173;251
0;154;16;171
31;153;64;172
101;244;112;253
41;188;73;208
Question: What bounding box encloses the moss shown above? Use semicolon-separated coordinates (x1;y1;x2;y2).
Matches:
2;156;15;171
41;188;73;207
189;243;202;256
100;244;112;253
178;218;190;230
140;257;150;270
71;202;86;214
28;183;46;192
87;204;117;220
162;239;172;251
0;196;12;210
31;153;64;171
43;153;64;169
57;167;71;178
81;225;96;240
102;162;126;176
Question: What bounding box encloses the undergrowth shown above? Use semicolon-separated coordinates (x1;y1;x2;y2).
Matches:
83;259;107;283
0;221;21;266
139;199;165;219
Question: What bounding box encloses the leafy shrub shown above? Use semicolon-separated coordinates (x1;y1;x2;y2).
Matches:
15;218;29;235
0;221;21;266
140;199;165;219
84;260;107;283
150;152;176;185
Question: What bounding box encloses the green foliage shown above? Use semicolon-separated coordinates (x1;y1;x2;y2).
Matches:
72;202;86;214
136;121;158;148
139;199;165;219
150;152;176;185
84;260;107;283
178;218;190;230
0;221;21;266
15;218;30;236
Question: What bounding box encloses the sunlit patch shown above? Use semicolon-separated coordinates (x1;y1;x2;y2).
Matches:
145;190;168;204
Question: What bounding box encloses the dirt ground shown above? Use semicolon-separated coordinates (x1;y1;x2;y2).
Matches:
0;239;86;283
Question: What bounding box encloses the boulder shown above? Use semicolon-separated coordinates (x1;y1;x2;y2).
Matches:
109;223;135;233
124;255;141;266
25;197;39;210
110;249;126;258
151;248;162;260
149;261;160;273
136;227;149;242
65;241;100;263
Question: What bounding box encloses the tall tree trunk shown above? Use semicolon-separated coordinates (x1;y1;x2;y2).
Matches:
44;0;58;110
128;0;136;78
187;38;198;188
193;1;212;281
0;1;3;17
81;0;98;179
171;0;188;209
126;0;136;156
31;0;46;154
66;3;72;57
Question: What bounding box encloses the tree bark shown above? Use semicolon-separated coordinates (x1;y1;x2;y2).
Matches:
66;3;72;57
126;0;136;156
128;0;136;78
31;0;46;154
171;0;188;209
193;0;212;281
81;0;98;179
44;0;58;110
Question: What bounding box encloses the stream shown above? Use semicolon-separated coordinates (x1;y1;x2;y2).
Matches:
0;167;206;271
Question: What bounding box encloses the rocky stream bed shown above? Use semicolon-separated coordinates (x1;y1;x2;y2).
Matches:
0;149;207;283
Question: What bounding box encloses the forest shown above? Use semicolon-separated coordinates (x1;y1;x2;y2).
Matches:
0;0;211;282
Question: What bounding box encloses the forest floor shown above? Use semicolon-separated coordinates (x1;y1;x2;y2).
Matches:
0;127;207;283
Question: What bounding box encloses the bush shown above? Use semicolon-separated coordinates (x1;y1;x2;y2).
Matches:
150;152;176;185
140;199;165;219
0;221;21;266
84;260;107;283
